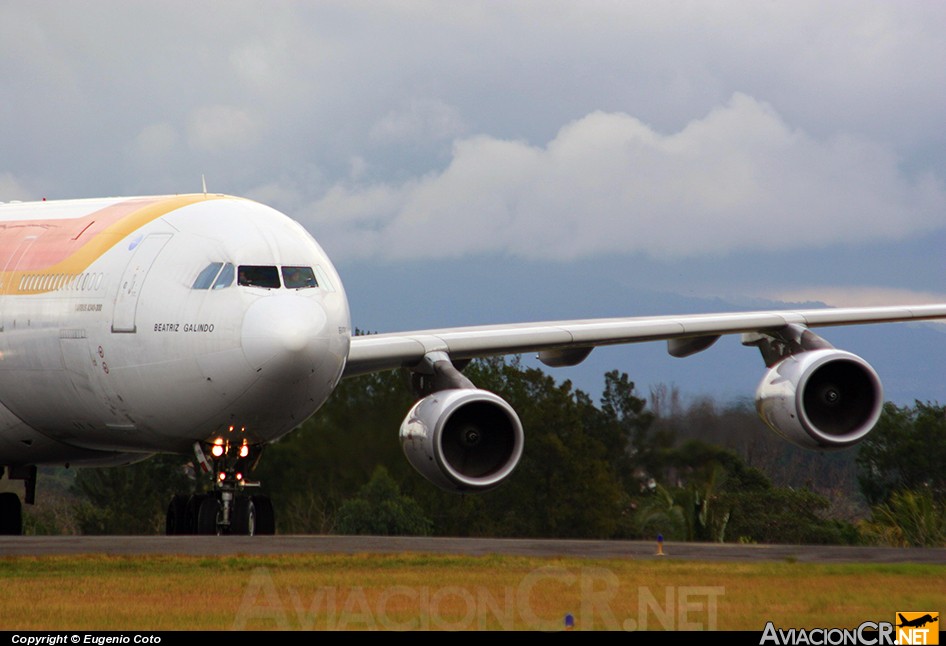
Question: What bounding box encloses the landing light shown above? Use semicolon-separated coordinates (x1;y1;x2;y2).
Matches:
239;445;249;458
211;444;224;458
218;472;226;481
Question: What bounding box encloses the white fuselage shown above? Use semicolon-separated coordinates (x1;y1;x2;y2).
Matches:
0;195;351;467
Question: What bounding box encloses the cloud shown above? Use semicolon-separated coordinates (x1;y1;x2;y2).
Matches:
370;99;467;144
186;105;263;154
774;287;946;308
302;93;946;261
133;122;179;160
0;173;34;202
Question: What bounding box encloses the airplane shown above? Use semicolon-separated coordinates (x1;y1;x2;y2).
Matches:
0;193;944;536
897;614;938;628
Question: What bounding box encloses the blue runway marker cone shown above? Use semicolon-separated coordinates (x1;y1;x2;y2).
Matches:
565;613;575;630
656;533;665;556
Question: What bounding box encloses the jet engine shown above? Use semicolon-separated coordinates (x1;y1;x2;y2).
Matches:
400;388;524;492
755;349;883;450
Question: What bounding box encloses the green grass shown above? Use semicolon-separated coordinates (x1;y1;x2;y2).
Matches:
0;554;942;631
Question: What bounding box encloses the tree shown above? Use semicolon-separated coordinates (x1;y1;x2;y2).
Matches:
857;402;946;506
859;489;946;547
629;439;855;544
632;484;686;540
724;488;857;545
414;357;631;538
335;466;432;535
599;370;666;485
631;441;753;542
72;454;198;534
664;396;865;522
254;368;415;533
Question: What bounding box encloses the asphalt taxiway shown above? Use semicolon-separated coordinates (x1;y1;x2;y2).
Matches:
0;535;944;563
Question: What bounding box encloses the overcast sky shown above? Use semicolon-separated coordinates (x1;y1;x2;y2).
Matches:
3;2;945;369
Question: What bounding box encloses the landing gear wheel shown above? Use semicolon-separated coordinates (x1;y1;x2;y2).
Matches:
180;440;274;536
232;496;256;535
0;492;22;535
251;495;275;535
165;494;189;535
184;493;209;534
196;496;220;535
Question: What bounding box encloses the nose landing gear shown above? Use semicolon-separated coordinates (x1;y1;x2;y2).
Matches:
165;438;275;535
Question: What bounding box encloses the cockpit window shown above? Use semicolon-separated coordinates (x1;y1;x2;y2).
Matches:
238;265;280;288
281;266;318;289
212;263;234;290
192;262;222;289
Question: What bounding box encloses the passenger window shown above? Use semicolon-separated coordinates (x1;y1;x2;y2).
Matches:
238;265;280;289
212;263;234;290
281;266;318;289
192;263;222;289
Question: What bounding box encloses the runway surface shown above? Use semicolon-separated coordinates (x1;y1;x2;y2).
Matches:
1;535;944;563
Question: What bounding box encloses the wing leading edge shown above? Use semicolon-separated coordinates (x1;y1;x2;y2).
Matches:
344;303;946;377
345;303;946;488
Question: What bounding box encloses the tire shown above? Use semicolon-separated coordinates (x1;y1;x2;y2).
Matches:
184;494;208;535
231;496;256;535
251;495;275;535
0;492;22;535
196;496;220;535
165;494;189;535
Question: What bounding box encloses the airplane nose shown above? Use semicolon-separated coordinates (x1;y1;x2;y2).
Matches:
241;294;330;382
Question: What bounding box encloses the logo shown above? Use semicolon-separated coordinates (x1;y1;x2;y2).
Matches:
896;612;939;645
760;613;941;645
127;233;144;250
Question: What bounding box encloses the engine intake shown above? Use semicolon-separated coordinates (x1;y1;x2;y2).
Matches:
400;389;524;492
755;349;883;450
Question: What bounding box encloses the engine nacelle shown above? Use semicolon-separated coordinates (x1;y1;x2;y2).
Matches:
400;389;524;492
755;349;883;450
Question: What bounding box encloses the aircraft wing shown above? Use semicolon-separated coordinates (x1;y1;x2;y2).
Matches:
343;303;946;490
344;303;946;377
